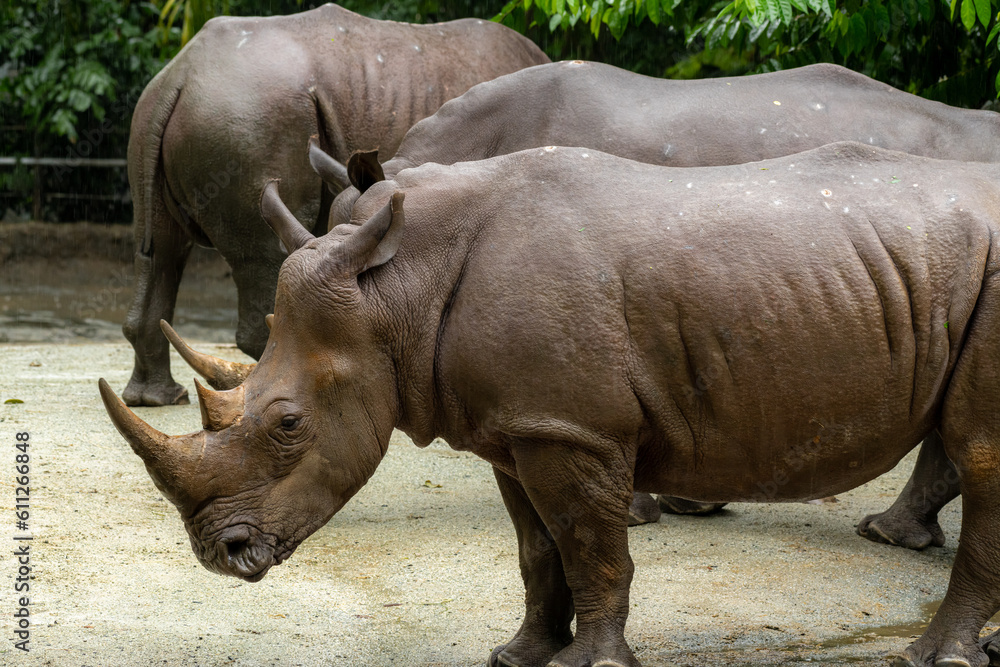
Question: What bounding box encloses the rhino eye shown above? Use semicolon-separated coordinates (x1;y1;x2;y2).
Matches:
280;416;300;431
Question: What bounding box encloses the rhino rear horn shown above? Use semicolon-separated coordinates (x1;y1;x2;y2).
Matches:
160;320;255;390
260;180;316;253
308;136;350;194
195;379;245;431
330;192;405;276
347;150;385;193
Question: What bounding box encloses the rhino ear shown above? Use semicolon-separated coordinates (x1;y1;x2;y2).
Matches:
260;179;316;254
308;136;350;194
330;192;405;276
347;150;385;194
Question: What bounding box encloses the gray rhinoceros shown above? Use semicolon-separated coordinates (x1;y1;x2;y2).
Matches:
311;59;1000;546
102;143;1000;667
122;3;547;407
325;60;1000;228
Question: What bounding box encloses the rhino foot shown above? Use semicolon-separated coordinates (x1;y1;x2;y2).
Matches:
544;636;639;667
627;492;661;526
979;629;1000;666
893;636;989;667
489;633;571;667
657;495;728;516
856;510;945;550
122;378;190;407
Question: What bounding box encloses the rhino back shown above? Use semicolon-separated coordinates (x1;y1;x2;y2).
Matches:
382;144;999;501
383;61;1000;182
157;4;546;248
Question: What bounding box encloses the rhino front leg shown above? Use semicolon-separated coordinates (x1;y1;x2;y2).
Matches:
490;467;574;667
510;440;639;667
894;444;1000;666
122;212;193;406
857;430;959;550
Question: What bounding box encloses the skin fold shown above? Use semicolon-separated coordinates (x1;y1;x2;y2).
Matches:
103;144;1000;666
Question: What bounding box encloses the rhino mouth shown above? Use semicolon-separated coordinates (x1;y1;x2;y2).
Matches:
207;524;278;582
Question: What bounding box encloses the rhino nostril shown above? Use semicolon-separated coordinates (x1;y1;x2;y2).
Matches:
226;539;249;562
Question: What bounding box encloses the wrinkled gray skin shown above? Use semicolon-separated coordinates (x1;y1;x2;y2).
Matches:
104;144;1000;667
325;59;1000;544
122;3;547;407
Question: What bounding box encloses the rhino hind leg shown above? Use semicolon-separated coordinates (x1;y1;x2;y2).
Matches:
505;441;640;667
856;431;958;550
657;495;728;516
490;467;574;667
122;210;194;407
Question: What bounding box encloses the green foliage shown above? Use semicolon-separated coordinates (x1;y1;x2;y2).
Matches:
1;1;168;144
496;0;1000;106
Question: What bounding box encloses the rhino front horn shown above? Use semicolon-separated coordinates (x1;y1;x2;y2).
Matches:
260;179;316;253
160;320;255;390
99;378;173;466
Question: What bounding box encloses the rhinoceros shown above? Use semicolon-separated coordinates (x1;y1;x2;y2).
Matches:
122;3;547;407
325;60;1000;229
102;143;1000;666
314;59;1000;544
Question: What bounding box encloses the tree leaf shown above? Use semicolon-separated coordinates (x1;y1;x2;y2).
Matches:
646;0;661;25
974;0;991;27
988;17;1000;44
961;0;976;30
777;0;793;23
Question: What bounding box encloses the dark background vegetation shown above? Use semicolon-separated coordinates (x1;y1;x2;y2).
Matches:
2;0;999;223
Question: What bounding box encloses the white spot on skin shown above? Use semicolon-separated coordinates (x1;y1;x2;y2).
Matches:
843;206;850;213
823;202;831;210
307;85;316;93
821;189;832;197
544;146;556;152
338;26;345;32
377;54;384;63
477;19;484;24
413;44;421;52
760;128;767;134
773;101;781;106
582;153;589;158
237;37;248;48
686;182;693;189
773;200;782;206
569;60;585;65
812;102;825;111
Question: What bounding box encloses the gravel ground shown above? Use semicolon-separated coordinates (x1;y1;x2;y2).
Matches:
0;339;974;667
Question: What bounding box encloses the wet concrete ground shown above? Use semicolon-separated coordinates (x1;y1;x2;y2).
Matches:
0;248;984;666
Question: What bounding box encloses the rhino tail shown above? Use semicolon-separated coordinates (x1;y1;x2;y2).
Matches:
127;67;185;256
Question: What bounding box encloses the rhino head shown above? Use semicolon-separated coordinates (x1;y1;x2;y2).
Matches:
100;181;406;581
